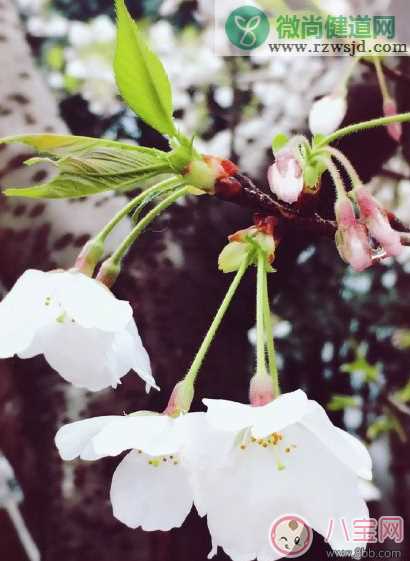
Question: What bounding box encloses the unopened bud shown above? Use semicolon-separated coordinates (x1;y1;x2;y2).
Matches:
183;156;238;194
164;381;194;417
309;94;347;136
383;98;402;143
335;196;373;272
249;373;274;407
355;186;403;257
268;150;304;204
218;241;249;273
74;238;104;276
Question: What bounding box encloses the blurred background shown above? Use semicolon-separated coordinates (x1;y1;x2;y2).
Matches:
0;0;409;559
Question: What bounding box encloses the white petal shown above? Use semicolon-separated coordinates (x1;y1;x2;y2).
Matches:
20;319;155;392
110;450;193;531
309;95;347;136
203;399;257;433
121;321;157;390
204;391;309;439
92;414;184;457
0;270;55;357
180;412;236;471
251;390;309;438
197;423;368;560
48;270;132;331
55;416;120;461
301;400;372;479
282;424;370;553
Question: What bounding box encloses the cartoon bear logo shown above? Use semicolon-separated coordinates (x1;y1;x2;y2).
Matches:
270;515;313;558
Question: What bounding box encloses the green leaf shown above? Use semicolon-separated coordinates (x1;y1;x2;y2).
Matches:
114;0;176;137
367;414;406;442
395;380;410;404
272;133;289;153
1;134;172;199
327;394;360;412
341;348;381;384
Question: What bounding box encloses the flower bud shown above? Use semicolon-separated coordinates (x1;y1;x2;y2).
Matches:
74;238;104;276
218;241;249;273
355;186;403;257
163;381;194;417
268;150;304;204
309;94;347;136
383;98;402;143
219;224;276;273
183;156;238;194
335;196;373;272
249;373;274;407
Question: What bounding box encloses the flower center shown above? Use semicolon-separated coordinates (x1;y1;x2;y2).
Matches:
238;430;297;471
136;449;180;468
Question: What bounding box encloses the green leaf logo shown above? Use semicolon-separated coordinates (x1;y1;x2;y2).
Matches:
225;6;270;51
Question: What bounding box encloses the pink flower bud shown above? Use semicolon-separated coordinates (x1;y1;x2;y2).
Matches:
335;197;373;272
268;150;304;204
383;99;402;143
355;186;403;257
249;373;274;407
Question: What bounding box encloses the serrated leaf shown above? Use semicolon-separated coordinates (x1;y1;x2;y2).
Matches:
1;134;172;199
114;0;176;137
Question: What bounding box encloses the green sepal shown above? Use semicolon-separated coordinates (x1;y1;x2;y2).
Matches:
272;133;289;153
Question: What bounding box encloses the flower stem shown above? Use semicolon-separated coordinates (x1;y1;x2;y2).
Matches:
261;258;280;397
321;146;362;188
374;57;390;102
317;155;347;198
256;251;267;377
184;257;250;387
110;185;188;265
317;112;410;148
95;176;182;244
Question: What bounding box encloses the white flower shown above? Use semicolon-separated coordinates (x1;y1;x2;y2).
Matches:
55;412;203;530
196;390;372;561
0;269;155;392
309;94;347;136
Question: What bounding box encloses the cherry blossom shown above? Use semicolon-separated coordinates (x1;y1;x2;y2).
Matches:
55;412;202;531
196;390;372;561
0;269;155;392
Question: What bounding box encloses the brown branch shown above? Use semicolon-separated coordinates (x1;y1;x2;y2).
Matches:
215;172;410;241
215;172;337;236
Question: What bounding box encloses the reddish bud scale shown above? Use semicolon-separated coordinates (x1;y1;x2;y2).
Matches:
253;215;279;236
214;176;242;200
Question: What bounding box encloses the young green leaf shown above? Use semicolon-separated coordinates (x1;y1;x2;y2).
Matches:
272;133;289;153
1;134;172;199
114;0;176;137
